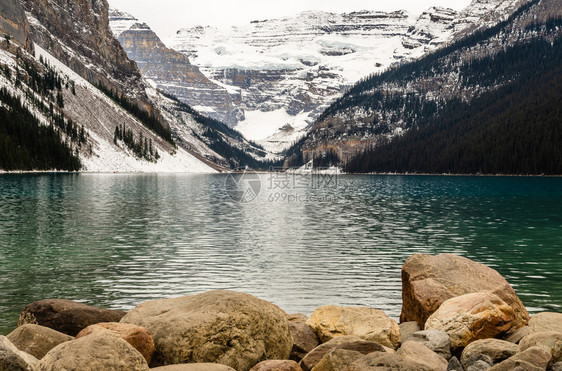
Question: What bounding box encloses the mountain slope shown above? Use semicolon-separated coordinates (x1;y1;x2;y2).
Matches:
166;0;522;152
284;0;561;174
109;9;242;127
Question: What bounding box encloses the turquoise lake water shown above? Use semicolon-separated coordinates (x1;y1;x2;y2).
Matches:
0;173;561;334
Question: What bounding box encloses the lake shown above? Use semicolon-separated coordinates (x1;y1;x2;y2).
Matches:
0;173;561;334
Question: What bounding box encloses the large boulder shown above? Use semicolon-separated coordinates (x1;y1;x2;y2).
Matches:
425;292;517;352
528;313;562;334
298;336;390;371
0;335;38;371
36;332;149;370
397;340;448;371
120;290;292;370
17;299;126;336
250;360;302;371
347;352;434;370
7;324;73;360
150;365;235;371
306;305;400;348
488;346;551;371
288;321;319;362
407;329;452;360
519;331;562;365
76;322;154;364
460;339;518;368
400;254;529;328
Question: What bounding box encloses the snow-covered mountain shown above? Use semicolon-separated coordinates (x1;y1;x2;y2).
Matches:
0;0;268;172
164;0;523;153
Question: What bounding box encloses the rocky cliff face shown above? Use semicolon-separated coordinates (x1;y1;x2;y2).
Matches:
167;1;523;153
21;0;152;113
0;0;33;53
109;9;241;127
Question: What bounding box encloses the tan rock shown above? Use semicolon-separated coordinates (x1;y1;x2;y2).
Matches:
306;305;400;348
250;360;302;371
519;331;562;364
298;336;389;371
399;322;421;342
120;290;292;370
529;312;562;334
502;326;530;344
76;322;155;364
425;292;517;352
17;299;126;336
489;346;551;371
347;352;434;370
289;321;319;362
397;340;448;371
288;314;308;323
310;348;363;371
400;254;529;328
36;332;149;370
150;364;235;371
460;339;518;367
7;324;73;360
408;329;451;360
0;335;38;371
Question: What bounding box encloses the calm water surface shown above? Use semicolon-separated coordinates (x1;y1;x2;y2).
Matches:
0;174;561;334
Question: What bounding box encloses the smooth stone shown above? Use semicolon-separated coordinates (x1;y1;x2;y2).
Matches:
397;340;448;371
0;335;39;371
36;332;149;370
519;331;562;364
289;321;319;362
306;305;400;349
461;339;518;367
17;299;126;336
250;360;302;371
76;322;155;364
150;364;235;371
409;329;452;360
489;346;551;371
503;326;531;344
347;352;434;370
425;292;517;352
120;290;292;370
7;324;73;360
465;354;493;368
399;322;421;342
310;348;363;371
529;313;562;334
466;360;492;371
298;335;389;371
447;356;463;371
400;254;529;328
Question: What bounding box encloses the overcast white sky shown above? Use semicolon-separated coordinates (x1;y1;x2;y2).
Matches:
108;0;473;39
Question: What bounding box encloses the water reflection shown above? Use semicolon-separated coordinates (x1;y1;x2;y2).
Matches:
0;174;561;334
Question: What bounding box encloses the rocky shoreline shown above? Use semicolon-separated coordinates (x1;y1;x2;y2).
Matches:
1;253;561;371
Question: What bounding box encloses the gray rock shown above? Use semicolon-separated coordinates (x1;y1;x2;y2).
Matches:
447;356;464;371
0;335;38;371
466;360;492;371
409;329;452;360
465;354;494;368
549;362;562;371
7;324;73;360
400;321;421;342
